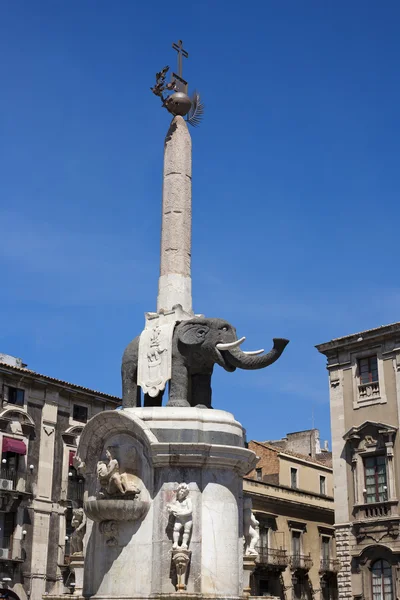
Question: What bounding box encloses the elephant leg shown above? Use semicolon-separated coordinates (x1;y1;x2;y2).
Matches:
121;336;141;408
167;360;190;407
121;360;141;408
191;374;212;408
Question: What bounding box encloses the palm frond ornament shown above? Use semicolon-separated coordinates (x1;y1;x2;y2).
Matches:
151;40;205;128
186;91;204;128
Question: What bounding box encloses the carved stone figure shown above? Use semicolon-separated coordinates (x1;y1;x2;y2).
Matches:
70;508;86;556
122;317;289;408
167;483;193;550
99;520;119;547
96;447;140;497
243;497;259;556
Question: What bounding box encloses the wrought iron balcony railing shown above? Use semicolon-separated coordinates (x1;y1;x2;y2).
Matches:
320;558;340;574
67;479;84;503
0;468;18;490
290;553;313;571
257;548;288;568
0;536;23;561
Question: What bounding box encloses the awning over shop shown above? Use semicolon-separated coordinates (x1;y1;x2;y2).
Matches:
2;437;27;455
69;450;76;467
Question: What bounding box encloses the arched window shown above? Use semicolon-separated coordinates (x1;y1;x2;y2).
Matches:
372;560;393;600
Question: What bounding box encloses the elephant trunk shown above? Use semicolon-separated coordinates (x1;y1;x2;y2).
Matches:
223;338;289;370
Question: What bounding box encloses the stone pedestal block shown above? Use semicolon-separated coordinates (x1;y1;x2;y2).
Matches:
242;556;257;598
70;555;85;596
76;407;257;600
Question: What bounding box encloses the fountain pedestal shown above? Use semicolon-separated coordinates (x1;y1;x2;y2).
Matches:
76;407;256;600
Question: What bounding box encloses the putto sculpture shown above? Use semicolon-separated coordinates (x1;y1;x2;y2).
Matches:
243;497;260;557
167;483;193;550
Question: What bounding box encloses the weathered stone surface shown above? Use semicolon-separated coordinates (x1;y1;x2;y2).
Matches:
158;115;192;314
78;407;256;600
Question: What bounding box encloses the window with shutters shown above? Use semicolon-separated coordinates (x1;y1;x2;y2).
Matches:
321;536;330;561
364;456;387;503
372;560;393;600
357;355;381;403
291;468;298;489
3;386;25;406
359;356;378;385
292;531;301;557
73;404;88;423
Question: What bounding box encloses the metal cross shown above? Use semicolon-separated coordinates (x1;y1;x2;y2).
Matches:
172;40;188;79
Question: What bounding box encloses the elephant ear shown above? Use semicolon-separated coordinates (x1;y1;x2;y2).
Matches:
178;321;210;346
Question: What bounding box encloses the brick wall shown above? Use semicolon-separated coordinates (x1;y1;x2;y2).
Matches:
247;441;280;483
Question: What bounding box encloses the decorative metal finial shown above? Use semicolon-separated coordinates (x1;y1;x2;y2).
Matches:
151;40;204;127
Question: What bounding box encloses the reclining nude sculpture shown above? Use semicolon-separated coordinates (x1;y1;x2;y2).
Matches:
96;446;140;497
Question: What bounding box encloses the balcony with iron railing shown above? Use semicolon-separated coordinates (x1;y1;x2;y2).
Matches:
0;536;24;561
289;554;313;572
0;468;33;494
257;547;288;569
319;558;340;574
67;478;84;504
0;468;17;490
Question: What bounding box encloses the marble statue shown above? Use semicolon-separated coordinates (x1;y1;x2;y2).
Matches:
97;446;140;497
243;497;259;556
167;483;193;550
70;508;86;556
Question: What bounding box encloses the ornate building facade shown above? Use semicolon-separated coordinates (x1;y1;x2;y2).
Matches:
317;323;400;600
245;436;338;600
0;353;119;600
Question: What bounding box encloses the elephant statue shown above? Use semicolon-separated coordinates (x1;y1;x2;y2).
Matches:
121;317;289;409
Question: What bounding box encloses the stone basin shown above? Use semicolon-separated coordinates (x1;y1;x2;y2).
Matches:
84;496;149;523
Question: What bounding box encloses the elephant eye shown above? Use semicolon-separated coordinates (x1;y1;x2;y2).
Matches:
197;329;206;337
221;326;228;332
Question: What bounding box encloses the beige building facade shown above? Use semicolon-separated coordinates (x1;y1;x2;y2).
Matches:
245;437;338;600
317;322;400;600
0;353;119;600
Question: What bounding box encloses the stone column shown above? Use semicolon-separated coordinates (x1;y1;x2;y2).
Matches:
157;115;192;315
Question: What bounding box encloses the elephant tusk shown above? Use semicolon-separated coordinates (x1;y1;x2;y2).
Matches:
242;349;264;356
216;337;246;350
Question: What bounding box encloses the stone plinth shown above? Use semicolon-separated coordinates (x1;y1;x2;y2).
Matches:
77;407;257;600
242;555;257;597
70;555;85;596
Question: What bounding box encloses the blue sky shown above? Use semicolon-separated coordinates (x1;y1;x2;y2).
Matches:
1;1;399;445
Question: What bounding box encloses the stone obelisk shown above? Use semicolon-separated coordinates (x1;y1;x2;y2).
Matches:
76;39;282;600
157;115;192;314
